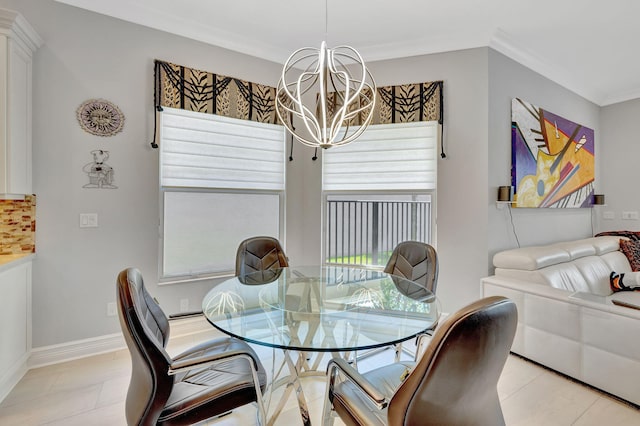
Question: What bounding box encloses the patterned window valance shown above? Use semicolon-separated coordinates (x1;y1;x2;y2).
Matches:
324;81;443;126
151;59;444;154
154;59;279;124
376;81;443;124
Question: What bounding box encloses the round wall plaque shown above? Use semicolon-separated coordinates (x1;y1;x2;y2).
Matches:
76;99;125;136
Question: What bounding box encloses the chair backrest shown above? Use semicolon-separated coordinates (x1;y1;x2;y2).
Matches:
117;268;173;425
235;236;289;277
384;241;438;293
387;296;517;426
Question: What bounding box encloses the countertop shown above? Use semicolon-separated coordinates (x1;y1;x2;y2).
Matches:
0;253;35;272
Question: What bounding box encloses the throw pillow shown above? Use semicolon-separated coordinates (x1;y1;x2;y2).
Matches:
620;238;640;272
610;271;640;292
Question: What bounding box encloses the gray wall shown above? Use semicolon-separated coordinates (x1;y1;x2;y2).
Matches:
289;48;491;317
342;49;490;316
599;99;640;232
488;49;602;267
7;0;286;346
1;0;629;349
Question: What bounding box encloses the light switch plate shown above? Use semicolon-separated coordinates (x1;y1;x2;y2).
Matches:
602;211;615;220
80;213;98;228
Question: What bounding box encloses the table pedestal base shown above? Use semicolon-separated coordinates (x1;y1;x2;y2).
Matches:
265;349;341;426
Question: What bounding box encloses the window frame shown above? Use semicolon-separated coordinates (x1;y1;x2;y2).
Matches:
158;187;285;284
157;108;286;284
320;121;439;267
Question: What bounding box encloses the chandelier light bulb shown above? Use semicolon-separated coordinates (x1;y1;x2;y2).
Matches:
276;41;376;149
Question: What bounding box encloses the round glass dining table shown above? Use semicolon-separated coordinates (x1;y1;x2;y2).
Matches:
202;265;439;426
202;265;439;353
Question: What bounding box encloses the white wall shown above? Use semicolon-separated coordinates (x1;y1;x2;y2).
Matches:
487;49;602;268
599;99;640;232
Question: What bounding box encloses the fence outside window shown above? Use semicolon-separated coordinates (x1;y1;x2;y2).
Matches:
325;198;431;268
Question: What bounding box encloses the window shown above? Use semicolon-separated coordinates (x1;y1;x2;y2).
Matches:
322;121;439;267
159;107;285;282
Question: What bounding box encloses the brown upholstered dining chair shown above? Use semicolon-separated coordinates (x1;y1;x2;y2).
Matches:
384;241;438;293
235;236;289;284
383;241;439;361
322;296;518;426
117;268;267;426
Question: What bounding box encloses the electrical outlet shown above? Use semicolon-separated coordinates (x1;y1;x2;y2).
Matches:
107;302;117;317
622;211;639;220
602;211;615;220
180;299;189;312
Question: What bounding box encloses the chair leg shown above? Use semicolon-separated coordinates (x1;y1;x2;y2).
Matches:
353;345;391;366
244;355;267;426
321;364;339;426
415;332;433;361
394;342;417;362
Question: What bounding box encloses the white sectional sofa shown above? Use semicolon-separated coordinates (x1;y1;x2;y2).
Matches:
481;236;640;405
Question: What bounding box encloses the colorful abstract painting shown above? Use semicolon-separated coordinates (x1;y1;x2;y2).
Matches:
511;98;595;208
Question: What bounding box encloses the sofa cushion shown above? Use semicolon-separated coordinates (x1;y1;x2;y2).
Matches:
584;236;624;255
494;246;570;271
493;237;633;295
493;237;621;271
551;239;597;259
601;251;634;274
573;256;615;296
620;239;640;272
537;263;590;292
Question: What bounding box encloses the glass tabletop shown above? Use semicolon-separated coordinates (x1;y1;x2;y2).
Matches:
202;265;439;352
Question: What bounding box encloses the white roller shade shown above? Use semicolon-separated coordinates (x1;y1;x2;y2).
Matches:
160;107;285;190
163;191;280;278
322;121;439;191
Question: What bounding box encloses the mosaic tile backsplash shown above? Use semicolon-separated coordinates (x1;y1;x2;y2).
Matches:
0;195;36;255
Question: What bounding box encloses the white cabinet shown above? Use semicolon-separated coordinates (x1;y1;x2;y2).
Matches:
0;259;32;402
0;10;41;195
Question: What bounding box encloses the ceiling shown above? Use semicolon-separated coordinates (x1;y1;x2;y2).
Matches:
55;0;640;106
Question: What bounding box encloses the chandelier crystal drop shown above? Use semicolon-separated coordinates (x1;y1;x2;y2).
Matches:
276;41;376;149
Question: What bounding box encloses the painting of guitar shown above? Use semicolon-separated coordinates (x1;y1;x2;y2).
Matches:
511;98;595;208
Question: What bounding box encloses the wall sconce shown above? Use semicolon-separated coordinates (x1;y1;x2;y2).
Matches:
593;194;605;205
498;186;512;202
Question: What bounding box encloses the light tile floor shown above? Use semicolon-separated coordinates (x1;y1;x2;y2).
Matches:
1;327;638;426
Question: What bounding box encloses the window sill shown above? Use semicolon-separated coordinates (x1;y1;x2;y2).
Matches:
158;271;234;286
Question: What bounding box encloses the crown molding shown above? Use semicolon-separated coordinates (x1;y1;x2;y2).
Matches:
0;8;43;54
489;29;606;106
358;37;486;64
600;88;640;107
53;1;640;106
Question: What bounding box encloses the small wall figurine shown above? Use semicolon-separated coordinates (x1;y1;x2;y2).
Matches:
83;149;117;189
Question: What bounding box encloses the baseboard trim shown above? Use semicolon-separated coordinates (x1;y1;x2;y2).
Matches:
28;316;211;369
28;332;126;369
